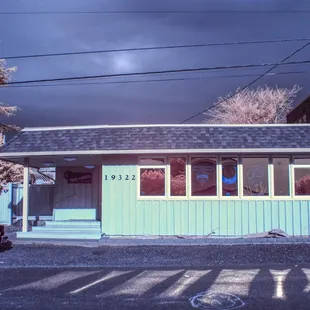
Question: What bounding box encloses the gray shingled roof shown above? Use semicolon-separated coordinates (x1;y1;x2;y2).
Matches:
1;125;310;154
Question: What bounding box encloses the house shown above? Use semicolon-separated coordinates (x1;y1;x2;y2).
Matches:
287;95;310;123
0;123;310;239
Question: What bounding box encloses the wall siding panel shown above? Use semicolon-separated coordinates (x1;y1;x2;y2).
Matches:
101;165;310;237
0;183;12;224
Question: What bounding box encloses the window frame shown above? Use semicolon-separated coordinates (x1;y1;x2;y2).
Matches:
189;156;219;200
292;163;310;199
219;155;241;200
271;156;292;199
241;155;271;200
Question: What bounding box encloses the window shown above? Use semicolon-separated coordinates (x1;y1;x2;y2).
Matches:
191;157;217;196
273;158;290;196
294;158;310;165
170;157;186;196
222;157;238;196
140;168;165;196
243;157;269;196
294;167;310;196
139;157;165;165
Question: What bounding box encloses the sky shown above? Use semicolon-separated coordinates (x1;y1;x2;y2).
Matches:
0;0;310;127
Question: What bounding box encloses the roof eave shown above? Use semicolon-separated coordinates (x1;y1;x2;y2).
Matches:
1;148;310;158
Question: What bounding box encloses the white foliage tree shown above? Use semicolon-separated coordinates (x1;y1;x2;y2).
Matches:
204;85;301;124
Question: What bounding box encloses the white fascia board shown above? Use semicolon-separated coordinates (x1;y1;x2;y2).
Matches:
1;148;310;158
21;123;310;132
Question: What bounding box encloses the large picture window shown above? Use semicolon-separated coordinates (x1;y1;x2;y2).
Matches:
140;168;165;196
191;157;217;196
170;157;186;196
137;155;310;200
273;158;290;196
294;167;310;196
222;157;238;196
243;157;269;196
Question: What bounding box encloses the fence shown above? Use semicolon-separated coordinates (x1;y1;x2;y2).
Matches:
0;183;54;225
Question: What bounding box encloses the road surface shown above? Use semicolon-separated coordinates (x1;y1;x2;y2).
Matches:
1;264;310;309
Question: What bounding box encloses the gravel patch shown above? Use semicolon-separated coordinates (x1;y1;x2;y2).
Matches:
0;244;310;268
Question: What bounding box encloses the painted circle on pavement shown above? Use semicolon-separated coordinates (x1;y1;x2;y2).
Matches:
189;291;245;309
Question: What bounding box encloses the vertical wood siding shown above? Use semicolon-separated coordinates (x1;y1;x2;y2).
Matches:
102;165;310;237
54;167;100;219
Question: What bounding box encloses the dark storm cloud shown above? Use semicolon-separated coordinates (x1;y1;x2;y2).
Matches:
0;0;310;127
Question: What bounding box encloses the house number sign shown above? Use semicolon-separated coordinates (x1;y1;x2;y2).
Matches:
104;175;136;181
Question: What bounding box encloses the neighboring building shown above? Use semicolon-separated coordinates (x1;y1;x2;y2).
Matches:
287;95;310;123
1;124;310;239
30;167;56;185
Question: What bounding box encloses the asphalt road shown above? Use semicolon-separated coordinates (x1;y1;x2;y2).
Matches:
1;264;310;310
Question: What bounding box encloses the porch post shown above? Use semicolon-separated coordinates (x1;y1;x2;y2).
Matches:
22;158;29;233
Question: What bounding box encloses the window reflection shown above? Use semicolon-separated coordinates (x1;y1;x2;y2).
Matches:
140;168;165;196
222;158;238;196
243;158;269;196
295;168;310;195
191;158;217;196
170;157;186;196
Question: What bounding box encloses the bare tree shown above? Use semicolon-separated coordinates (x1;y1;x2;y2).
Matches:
204;85;301;124
0;59;23;192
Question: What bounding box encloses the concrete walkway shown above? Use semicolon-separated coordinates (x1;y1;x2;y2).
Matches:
6;232;310;247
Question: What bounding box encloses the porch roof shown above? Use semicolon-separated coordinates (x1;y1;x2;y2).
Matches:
1;124;310;160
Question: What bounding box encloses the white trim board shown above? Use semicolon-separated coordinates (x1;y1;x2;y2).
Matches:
1;148;310;158
22;123;310;132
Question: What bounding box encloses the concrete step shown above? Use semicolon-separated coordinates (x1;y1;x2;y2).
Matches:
32;226;101;233
17;231;102;240
45;221;100;228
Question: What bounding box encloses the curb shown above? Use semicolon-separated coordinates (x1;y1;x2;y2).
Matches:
99;237;310;246
6;234;310;247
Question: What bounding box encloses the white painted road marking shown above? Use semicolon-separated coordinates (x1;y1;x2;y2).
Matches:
69;270;133;294
5;270;100;291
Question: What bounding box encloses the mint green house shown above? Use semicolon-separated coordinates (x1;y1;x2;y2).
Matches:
1;124;310;239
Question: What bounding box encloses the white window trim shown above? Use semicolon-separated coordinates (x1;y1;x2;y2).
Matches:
137;165;167;200
292;164;310;199
167;156;188;199
136;154;310;201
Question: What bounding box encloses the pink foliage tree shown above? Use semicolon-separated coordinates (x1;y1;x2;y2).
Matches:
295;175;310;195
0;59;23;193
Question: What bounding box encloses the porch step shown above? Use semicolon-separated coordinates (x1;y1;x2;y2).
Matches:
45;221;100;228
17;231;102;240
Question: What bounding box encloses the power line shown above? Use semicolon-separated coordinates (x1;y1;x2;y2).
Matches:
3;70;309;89
3;38;310;60
2;10;310;15
179;42;310;124
5;60;310;85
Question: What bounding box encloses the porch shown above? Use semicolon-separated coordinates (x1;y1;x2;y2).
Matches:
9;154;103;240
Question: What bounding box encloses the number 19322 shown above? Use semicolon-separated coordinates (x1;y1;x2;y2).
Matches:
104;175;136;181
